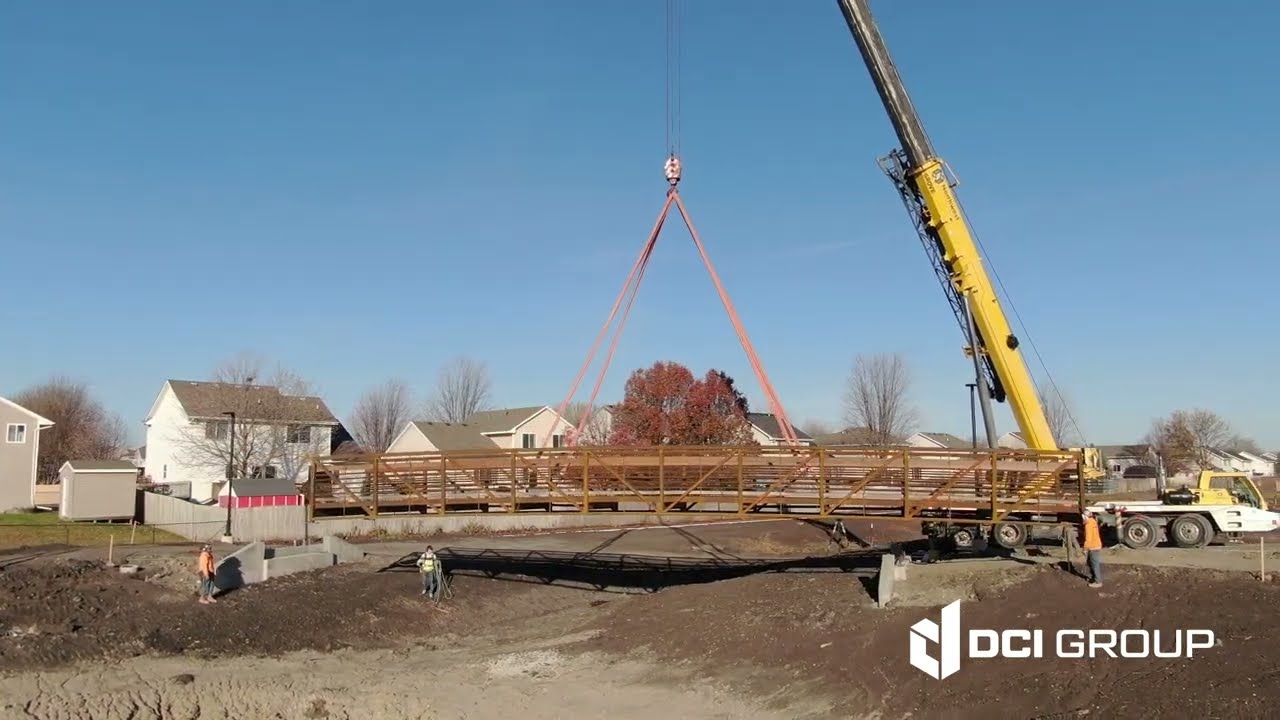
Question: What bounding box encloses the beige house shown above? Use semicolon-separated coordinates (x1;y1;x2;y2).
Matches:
0;396;55;512
906;431;972;450
746;413;815;446
387;406;574;454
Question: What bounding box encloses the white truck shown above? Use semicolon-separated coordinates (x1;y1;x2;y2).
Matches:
1087;471;1280;549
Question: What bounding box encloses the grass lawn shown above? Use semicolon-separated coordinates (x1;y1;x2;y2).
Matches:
0;509;186;551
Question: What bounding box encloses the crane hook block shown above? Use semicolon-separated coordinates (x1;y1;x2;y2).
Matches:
664;154;682;186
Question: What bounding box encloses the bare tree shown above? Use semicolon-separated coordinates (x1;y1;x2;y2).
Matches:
423;356;492;423
350;379;412;452
800;419;836;437
1227;433;1262;455
1145;408;1232;474
562;401;611;445
13;376;127;482
1038;387;1079;447
172;354;332;485
842;353;917;446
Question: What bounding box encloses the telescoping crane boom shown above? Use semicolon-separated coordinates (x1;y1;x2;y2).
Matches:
835;0;1103;479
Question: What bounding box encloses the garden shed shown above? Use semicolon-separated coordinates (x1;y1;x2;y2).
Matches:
58;460;140;521
217;477;302;509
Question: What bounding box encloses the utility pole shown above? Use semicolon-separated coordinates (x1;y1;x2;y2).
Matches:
222;411;236;543
965;383;977;449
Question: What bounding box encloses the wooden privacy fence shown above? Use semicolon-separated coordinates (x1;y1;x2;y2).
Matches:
309;445;1085;522
141;491;308;543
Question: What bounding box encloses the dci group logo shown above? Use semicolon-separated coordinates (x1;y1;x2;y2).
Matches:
909;599;1216;680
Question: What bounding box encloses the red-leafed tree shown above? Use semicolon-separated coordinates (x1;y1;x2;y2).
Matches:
608;362;754;446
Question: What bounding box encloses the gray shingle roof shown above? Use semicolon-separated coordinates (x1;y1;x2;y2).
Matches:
64;460;139;472
814;427;882;446
918;432;971;449
466;406;547;434
411;422;500;451
168;380;338;424
229;477;298;497
746;413;813;441
1097;444;1153;460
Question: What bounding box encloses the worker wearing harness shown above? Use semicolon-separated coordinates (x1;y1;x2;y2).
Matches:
418;546;442;600
1082;510;1103;588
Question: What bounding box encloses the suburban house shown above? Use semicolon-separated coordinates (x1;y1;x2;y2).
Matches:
387;406;574;454
1098;444;1159;478
746;413;815;446
813;426;883;448
143;380;340;503
906;432;972;450
0;396;55;512
997;431;1026;449
120;446;146;468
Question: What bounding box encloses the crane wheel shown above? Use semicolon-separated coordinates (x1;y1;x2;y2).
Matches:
992;522;1027;550
1119;515;1157;549
951;527;977;550
1169;513;1212;549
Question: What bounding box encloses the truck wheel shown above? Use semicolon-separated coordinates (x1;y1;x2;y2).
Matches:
1120;515;1157;549
992;522;1027;550
951;527;977;550
1169;514;1212;549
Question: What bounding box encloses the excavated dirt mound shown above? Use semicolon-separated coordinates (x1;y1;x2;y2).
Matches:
581;563;1280;718
2;549;1279;718
0;557;576;670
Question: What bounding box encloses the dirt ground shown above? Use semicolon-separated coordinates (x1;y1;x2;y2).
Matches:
1;519;1278;719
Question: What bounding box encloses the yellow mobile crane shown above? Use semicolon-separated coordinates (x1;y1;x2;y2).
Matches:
834;2;1280;552
835;0;1103;479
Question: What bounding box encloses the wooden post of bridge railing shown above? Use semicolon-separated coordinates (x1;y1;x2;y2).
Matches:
439;455;447;515
581;450;590;513
989;451;999;517
736;450;745;516
658;446;666;514
509;452;517;514
901;450;911;518
818;448;827;516
372;456;380;518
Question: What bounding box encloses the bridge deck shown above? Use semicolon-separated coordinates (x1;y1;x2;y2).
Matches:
308;445;1085;523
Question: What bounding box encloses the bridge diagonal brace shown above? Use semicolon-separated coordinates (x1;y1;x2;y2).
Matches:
662;453;734;512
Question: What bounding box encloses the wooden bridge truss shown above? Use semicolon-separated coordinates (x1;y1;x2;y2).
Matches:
307;445;1085;525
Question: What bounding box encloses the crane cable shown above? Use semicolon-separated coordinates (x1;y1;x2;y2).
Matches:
965;209;1089;446
665;0;683;158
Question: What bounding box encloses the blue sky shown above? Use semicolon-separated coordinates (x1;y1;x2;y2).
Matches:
2;1;1277;448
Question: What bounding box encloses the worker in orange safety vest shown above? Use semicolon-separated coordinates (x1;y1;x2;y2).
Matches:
197;544;219;604
1081;509;1103;588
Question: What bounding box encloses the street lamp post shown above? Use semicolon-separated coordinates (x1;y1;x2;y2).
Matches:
965;383;977;449
222;411;236;541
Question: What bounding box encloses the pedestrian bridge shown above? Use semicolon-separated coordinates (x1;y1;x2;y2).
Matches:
307;445;1085;524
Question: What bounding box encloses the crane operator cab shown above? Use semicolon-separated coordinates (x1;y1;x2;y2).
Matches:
1161;471;1267;511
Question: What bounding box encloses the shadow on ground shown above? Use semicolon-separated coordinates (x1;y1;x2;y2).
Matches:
379;546;884;595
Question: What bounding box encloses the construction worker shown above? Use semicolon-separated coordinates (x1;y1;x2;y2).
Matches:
418;545;440;599
1081;509;1103;588
197;544;218;604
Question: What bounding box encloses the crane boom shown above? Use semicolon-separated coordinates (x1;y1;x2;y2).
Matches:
835;0;1096;471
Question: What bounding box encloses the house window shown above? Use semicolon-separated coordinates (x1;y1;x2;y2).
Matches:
287;425;311;444
205;421;229;440
5;423;27;443
552;434;564;448
252;465;279;479
521;433;536;449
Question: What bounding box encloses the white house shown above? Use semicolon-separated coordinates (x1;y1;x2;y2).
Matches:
0;396;55;512
387;406;574;454
1226;450;1273;476
1098;444;1159;478
746;413;815;446
906;432;971;450
997;431;1026;449
143;380;339;502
